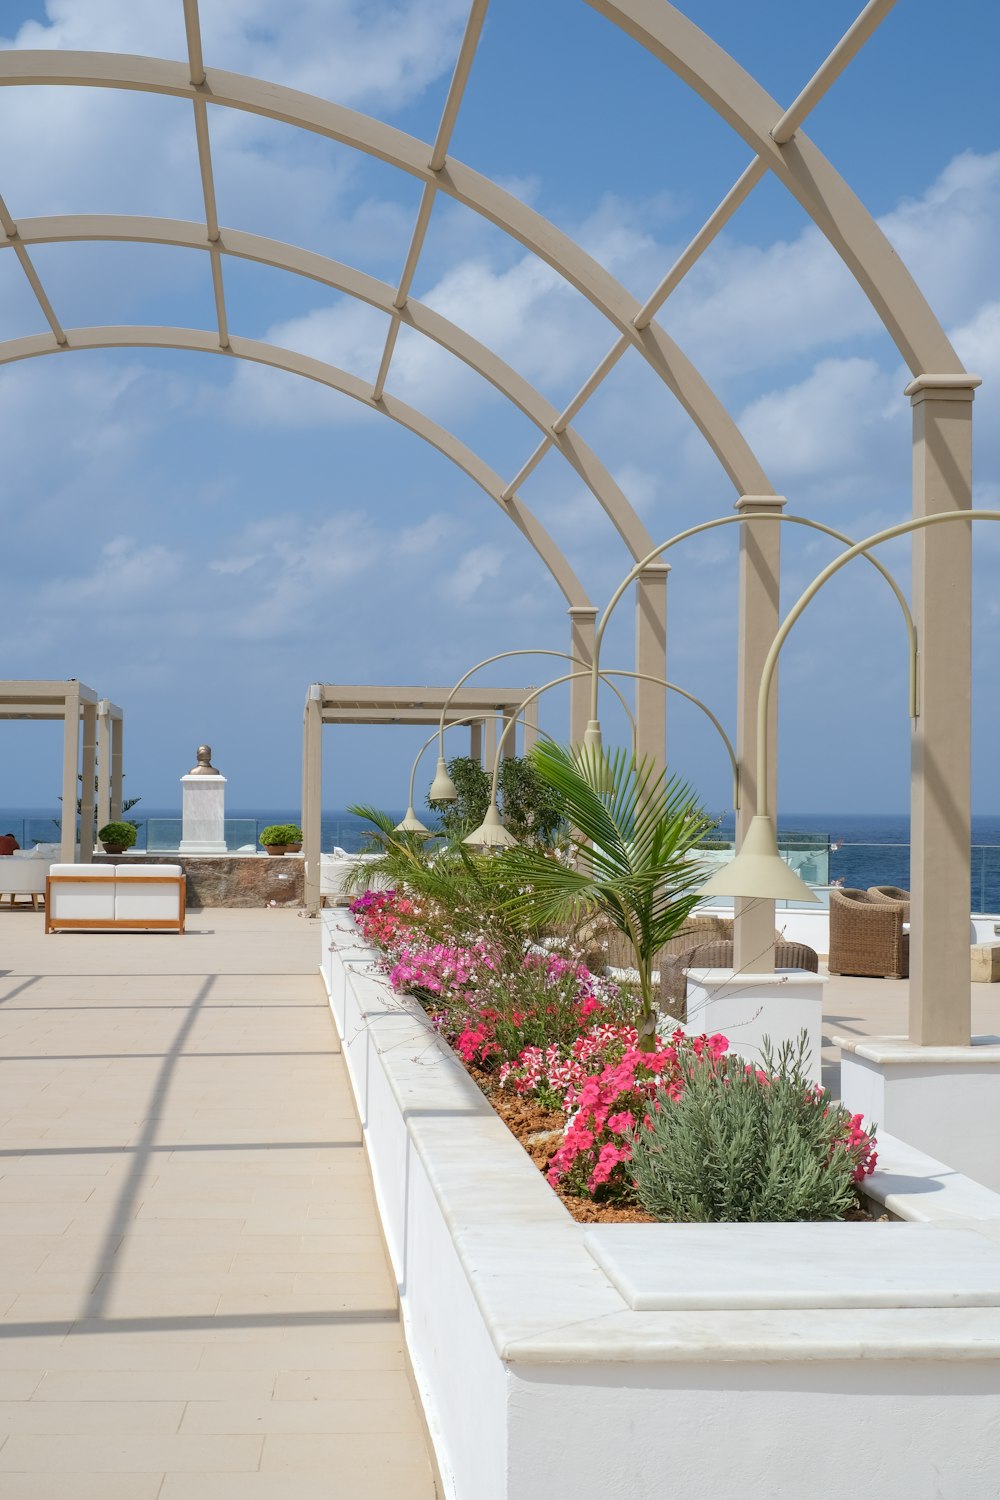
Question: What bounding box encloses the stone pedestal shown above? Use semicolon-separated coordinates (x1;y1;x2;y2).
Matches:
685;967;825;1085
838;1035;1000;1193
180;774;227;854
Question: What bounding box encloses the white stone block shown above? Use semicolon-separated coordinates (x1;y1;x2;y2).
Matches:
179;773;227;853
685;967;825;1084
839;1035;1000;1193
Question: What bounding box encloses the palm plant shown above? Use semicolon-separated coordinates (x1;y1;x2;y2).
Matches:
502;743;714;1049
344;804;535;945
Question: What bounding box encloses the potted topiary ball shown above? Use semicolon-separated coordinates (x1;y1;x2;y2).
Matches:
98;820;138;855
259;823;303;856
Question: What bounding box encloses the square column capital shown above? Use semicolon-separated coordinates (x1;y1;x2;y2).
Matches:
734;494;786;513
566;605;599;619
905;373;982;406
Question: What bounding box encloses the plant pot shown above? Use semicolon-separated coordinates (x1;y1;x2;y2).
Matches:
264;845;288;857
286;842;302;853
102;843;127;855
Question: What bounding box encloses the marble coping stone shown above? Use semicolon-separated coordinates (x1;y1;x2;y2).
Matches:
584;1222;1000;1310
326;913;1000;1365
836;1033;1000;1065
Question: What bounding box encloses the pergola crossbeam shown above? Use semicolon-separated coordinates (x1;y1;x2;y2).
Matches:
0;193;67;346
182;0;206;88
499;0;897;499
770;0;898;145
185;0;230;350
371;0;489;400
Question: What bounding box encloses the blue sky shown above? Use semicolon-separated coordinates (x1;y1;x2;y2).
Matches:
1;0;999;818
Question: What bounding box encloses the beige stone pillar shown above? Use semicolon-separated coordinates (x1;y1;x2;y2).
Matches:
110;714;124;822
302;687;323;916
634;563;669;770
907;374;981;1045
60;685;80;864
500;706;518;761
568;606;598;746
483;713;498;769
521;695;539;753
469;720;483;764
78;700;97;863
733;496;786;973
97;701;112;832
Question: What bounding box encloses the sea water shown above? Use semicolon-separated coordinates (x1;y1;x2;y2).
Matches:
5;807;1000;912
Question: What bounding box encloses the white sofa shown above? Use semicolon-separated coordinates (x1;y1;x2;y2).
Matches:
46;864;186;933
320;850;386;906
0;846;60;910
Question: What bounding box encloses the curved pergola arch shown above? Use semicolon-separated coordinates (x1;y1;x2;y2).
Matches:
585;0;962;376
0;324;589;608
13;213;658;562
0;48;778;500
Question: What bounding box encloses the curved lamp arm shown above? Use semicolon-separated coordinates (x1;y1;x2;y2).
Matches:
437;646;636;761
753;507;1000;820
590;512;918;724
406;708;555;814
598;668;740;810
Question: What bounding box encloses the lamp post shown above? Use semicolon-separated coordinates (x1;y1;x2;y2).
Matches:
430;648;639;804
395;709;554;835
698;509;1000;1047
586;512;917;748
465;667;743;848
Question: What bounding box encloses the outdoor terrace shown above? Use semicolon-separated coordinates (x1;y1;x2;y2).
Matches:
0;906;437;1498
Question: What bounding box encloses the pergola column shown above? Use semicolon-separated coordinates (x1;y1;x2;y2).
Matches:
483;714;498;768
302;686;323;917
907;374;981;1045
634;562;669;769
568;605;598;746
78;700;97;862
521;696;539;753
500;705;518;760
60;684;80;864
110;713;124;822
733;495;786;974
469;720;483;764
97;701;112;832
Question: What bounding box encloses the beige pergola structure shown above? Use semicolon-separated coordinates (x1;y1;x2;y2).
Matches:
301;684;538;915
0;681;124;864
0;2;981;1045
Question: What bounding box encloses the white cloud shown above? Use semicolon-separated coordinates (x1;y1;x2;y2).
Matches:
443;543;506;604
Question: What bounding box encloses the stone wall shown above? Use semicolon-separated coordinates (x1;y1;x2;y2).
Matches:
94;853;303;908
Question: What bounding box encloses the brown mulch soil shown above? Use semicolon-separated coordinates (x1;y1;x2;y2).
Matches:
468;1064;655;1224
465;1060;885;1226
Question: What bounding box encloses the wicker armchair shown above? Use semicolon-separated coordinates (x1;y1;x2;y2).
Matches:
867;885;910;920
828;887;908;979
681;940;819;974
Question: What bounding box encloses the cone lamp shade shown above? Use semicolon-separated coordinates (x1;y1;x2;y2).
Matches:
428;757;459;802
464;802;518;849
697;815;820;903
395;806;431;836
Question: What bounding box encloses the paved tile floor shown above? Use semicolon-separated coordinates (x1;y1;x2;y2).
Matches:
0;907;437;1499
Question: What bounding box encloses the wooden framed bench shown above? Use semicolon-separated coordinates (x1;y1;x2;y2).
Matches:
45;864;186;934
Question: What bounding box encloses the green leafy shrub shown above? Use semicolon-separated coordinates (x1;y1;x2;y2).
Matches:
259;823;302;846
630;1036;877;1222
98;821;137;849
427;754;563;845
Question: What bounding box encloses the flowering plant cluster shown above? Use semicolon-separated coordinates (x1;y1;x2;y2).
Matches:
349;889;878;1215
501;1024;728;1199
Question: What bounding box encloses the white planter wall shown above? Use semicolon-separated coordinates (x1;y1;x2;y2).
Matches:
322;911;1000;1500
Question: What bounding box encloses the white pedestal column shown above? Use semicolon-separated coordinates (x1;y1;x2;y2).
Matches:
685;967;825;1085
180;774;227;854
838;1035;1000;1193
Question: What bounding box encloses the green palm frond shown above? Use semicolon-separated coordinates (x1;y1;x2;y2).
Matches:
502;743;714;1043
